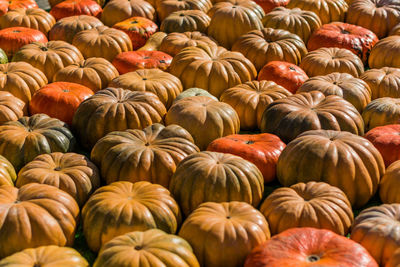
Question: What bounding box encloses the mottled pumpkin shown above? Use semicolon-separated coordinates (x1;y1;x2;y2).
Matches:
365;125;400;167
49;0;102;21
361;67;400;100
101;0;155;27
156;0;212;22
0;91;26;125
380;160;400;203
362;97;400;131
369;36;400;69
160;10;210;34
287;0;348;24
112;50;172;74
0;0;37;16
0;155;16;186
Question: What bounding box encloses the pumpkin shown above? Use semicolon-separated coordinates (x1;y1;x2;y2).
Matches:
387;248;400;267
72;26;132;62
137;31;167;51
159;31;217;57
361;67;400;100
262;7;322;44
12;40;84;82
307;22;378;64
0;0;37;16
207;0;263;49
0;91;26;125
300;47;364;77
369;36;400;69
0;27;47;59
220;80;292;130
390;23;400;35
156;0;212;22
245;227;378;267
0;246;88;267
49;15;103;43
165;96;240;150
108;68;182;108
0;8;56;35
297;72;371;113
346;0;400;39
49;0;102;21
0;155;16;186
112;17;158;51
207;133;285;183
82;181;181;252
112;51;172;74
0;183;79;258
380;160;400;203
287;0;348;24
101;0;155;27
255;0;289;13
351;204;400;266
209;0;265;19
362;97;400;131
0;62;47;104
173;87;218;103
169;44;256;98
93;229;199;267
365;125;400;167
53;57;119;92
160;10;210;34
0;48;7;64
72;87;166;149
277;130;384;207
16;152;100;206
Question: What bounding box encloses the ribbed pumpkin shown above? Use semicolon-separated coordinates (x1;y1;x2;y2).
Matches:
262;7;322;44
49;0;102;21
169;44;256;98
361;67;400;100
174;87;218;103
0;0;37;16
0;8;56;35
0;183;79;258
277;130;384;207
0;155;16;186
287;0;348;24
93;229;200;267
112;51;172;74
260;182;354;236
365;125;400;167
72;26;132;62
156;0;212;22
380;160;400;203
49;15;103;43
387;248;400;267
391;23;400;35
169;151;263;216
12;40;84;82
369;36;400;69
0;91;26;125
220;80;292;130
72;87;166;149
232;28;307;71
179;202;270;267
165;96;240;150
82;181;181;252
53;57;119;92
101;0;155;27
91;123;199;187
351;204;400;266
300;47;364;77
160;10;210;33
137;31;167;51
297;72;371;113
362;97;400;131
108;68;182;108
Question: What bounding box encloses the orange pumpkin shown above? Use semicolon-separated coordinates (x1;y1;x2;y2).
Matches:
156;0;212;22
101;0;155;27
50;0;102;21
287;0;348;24
0;155;16;186
0;91;26;125
380;160;400;203
160;10;211;34
112;51;172;74
0;0;37;16
361;67;400;100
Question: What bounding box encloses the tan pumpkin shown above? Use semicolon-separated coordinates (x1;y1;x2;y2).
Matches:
53;57;119;92
160;10;211;33
210;0;265;19
108;68;182;108
380;160;400;204
0;155;16;186
156;0;212;22
260;181;353;236
300;47;364;77
169;44;256;98
0;91;26;125
297;72;371;113
179;201;270;267
174;87;218;103
220;80;292;130
369;36;400;69
137;31;167;51
361;67;400;100
362;97;400;131
287;0;348;24
101;0;155;27
82;181;181;252
390;23;400;36
262;7;322;44
232;27;307;71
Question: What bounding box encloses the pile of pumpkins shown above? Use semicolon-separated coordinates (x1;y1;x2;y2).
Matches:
1;0;400;266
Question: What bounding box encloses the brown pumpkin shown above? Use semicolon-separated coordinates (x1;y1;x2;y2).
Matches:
390;23;400;35
101;0;155;27
0;91;26;125
369;36;400;69
362;97;400;131
160;10;211;34
380;160;400;203
0;155;16;186
287;0;348;24
361;67;400;100
156;0;212;22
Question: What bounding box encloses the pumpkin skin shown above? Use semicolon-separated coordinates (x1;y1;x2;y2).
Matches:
220;80;292;130
211;0;265;20
300;47;364;77
0;0;37;16
0;246;88;267
72;87;166;149
277;130;384;207
12;40;84;82
156;0;212;22
138;31;167;51
255;0;289;13
0;183;79;258
174;87;218;103
387;248;400;267
16;152;100;207
297;72;372;113
72;26;132;62
0;48;7;64
29;82;94;125
369;36;400;69
160;10;210;34
169;44;256;98
380;160;400;203
101;0;155;27
0;155;16;186
179;201;270;267
93;229;200;267
232;28;307;72
207;133;285;183
82;181;182;252
0;8;56;35
50;0;102;21
362;98;400;131
0;91;26;125
108;68;182;108
53;57;119;92
49;15;103;43
165;96;240;150
262;7;322;44
361;67;400;100
245;227;378;267
351;204;400;266
0;62;47;104
112;17;158;51
112;51;172;74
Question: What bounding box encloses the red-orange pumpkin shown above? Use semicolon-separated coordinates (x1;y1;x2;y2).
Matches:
0;27;47;58
112;51;172;74
50;0;102;21
0;0;38;16
254;0;289;13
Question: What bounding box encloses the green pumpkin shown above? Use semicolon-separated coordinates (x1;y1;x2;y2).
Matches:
0;49;8;64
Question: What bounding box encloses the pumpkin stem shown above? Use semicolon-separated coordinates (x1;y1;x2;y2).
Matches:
40;46;48;51
341;29;350;34
54;167;62;171
245;140;255;144
288;66;296;71
135;246;142;250
307;255;320;262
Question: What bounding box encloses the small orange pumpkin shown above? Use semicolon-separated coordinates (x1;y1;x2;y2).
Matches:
112;51;172;74
0;27;47;58
50;0;102;21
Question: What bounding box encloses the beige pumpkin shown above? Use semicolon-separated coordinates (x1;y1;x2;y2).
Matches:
362;97;400;131
156;0;212;22
369;36;400;69
101;0;155;27
361;67;400;100
160;10;211;33
380;160;400;204
287;0;348;24
0;91;26;125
